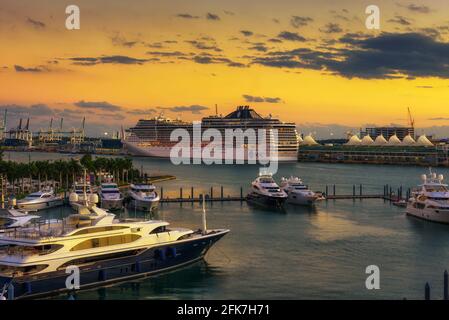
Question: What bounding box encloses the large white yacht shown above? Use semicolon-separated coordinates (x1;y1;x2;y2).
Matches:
246;173;287;209
69;181;95;210
99;183;123;211
126;184;160;212
0;208;39;232
17;188;63;211
0;202;229;299
406;169;449;224
280;176;325;206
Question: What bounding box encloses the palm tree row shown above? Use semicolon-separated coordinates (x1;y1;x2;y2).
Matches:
0;154;141;195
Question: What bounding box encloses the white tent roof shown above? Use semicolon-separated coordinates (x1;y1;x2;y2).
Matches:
346;135;362;145
386;134;402;146
416;134;433;146
373;135;387;145
361;135;374;145
297;134;304;143
302;134;319;146
402;134;416;146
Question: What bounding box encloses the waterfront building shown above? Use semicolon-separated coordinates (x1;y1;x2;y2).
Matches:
361;127;415;140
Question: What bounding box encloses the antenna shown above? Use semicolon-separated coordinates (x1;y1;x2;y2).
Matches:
215;104;218;116
202;194;207;235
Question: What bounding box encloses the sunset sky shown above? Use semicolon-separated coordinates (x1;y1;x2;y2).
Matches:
1;0;449;138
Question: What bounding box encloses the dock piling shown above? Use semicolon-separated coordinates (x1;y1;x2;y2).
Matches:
444;270;448;300
425;282;430;300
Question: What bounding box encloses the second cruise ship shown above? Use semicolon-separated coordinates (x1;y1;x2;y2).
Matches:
123;106;299;162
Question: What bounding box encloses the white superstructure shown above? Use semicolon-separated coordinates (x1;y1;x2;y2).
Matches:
406;169;449;224
280;176;324;206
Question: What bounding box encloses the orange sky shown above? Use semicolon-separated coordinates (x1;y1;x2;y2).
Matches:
1;0;449;137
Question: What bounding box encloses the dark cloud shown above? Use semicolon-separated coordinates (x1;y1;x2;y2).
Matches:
402;4;431;14
26;17;45;29
240;30;254;37
320;23;343;34
268;38;283;43
243;95;282;103
253;32;449;79
157;105;209;114
176;13;200;19
111;33;139;48
74;100;122;112
388;15;412;26
146;51;188;57
428;117;449;121
69;55;154;65
206;13;220;21
190;54;246;68
127;108;158;115
249;44;268;52
14;65;44;72
186;40;222;52
224;10;235;16
1;104;54;116
290;16;313;28
277;31;306;42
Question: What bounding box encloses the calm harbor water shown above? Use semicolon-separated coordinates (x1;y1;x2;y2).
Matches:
5;151;449;299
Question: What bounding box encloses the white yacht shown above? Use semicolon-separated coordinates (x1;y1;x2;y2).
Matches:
0;208;39;232
280;176;325;206
0;200;229;299
406;169;449;224
68;181;95;210
16;188;63;211
127;184;160;212
99;183;123;211
246;173;288;209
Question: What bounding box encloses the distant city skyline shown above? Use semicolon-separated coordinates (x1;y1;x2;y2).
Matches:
1;0;449;138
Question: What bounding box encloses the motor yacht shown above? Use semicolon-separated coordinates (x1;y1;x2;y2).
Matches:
99;183;123;211
126;184;160;212
17;188;63;212
280;176;325;206
68;181;96;211
0;198;229;299
406;169;449;224
246;173;287;209
0;208;39;232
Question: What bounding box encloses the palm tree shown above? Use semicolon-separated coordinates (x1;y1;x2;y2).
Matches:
53;160;67;190
69;159;82;186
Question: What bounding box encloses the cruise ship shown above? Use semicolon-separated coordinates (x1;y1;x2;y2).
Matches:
123;106;299;162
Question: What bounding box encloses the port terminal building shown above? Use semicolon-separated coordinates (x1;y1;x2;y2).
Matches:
298;145;449;167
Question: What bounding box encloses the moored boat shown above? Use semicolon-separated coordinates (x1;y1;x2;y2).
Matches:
246;173;287;209
0;200;229;299
126;184;160;212
17;188;63;212
406;169;449;224
280;176;324;206
99;183;123;211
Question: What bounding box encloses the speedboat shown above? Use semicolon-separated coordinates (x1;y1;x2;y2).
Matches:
0;208;39;232
0;198;229;300
246;173;287;209
17;188;63;212
126;184;160;212
280;176;325;206
99;183;123;211
406;169;449;224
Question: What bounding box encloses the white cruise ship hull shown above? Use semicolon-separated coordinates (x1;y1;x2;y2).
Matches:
123;140;298;162
286;192;320;206
406;204;449;224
